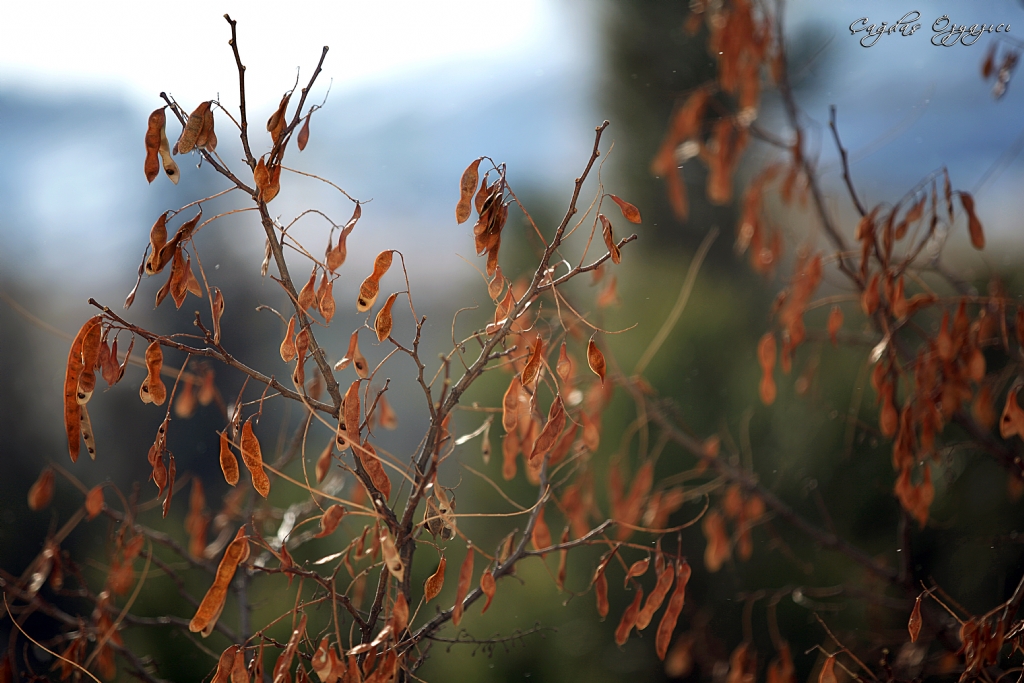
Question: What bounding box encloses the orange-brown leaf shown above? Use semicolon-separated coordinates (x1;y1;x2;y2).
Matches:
610;194;642;223
65;316;102;461
240;417;270;497
424;556;446;602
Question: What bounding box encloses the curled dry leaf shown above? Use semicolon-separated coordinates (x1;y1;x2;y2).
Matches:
960;192;985;250
610;194;642;223
85;485;104;520
614;586;644;646
909;595;923;643
240;417;271;498
457;158;482;224
375;293;398;342
28;467;55;511
315;505;346;538
587;335;606;384
452;545;475;626
480;569;497;613
424;556;446;602
219;431;239;486
189;527;249;637
599;214;621;264
380;531;404;582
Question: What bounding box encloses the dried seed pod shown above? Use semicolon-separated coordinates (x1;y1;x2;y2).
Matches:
297;113;311;151
357;440;391;500
177;101;212;155
315;505;346;538
144;108;165;183
424;556;446;602
240;417;270;497
280;316;297;362
375;293;398;342
140;341;167;406
457;158;482;224
520;337;544;387
380;531;404;581
599;214;621;264
28;467;55;511
960;192;985;250
587;336;606;383
655;561;691;659
189;527;249;637
85;485;104;520
610;194;642;223
908;595;923;643
452;546;475;626
615;586;644;645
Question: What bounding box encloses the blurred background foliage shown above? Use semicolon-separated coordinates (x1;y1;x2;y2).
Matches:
2;1;1024;681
